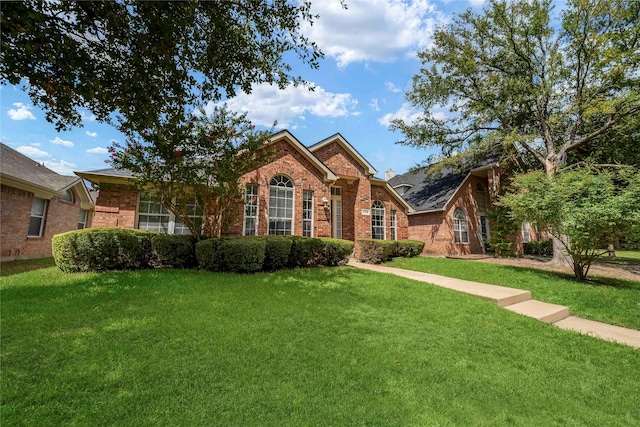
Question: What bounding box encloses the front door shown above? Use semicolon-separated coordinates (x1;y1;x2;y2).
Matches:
331;187;342;239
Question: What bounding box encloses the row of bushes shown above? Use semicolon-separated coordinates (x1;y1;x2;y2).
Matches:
523;239;553;256
52;228;354;273
356;239;425;264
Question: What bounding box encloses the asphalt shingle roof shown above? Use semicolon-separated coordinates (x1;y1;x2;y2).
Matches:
1;143;79;192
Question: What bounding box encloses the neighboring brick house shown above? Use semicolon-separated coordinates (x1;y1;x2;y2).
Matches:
1;143;94;261
388;157;539;256
75;132;412;252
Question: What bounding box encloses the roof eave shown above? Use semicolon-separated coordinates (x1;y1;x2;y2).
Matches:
0;173;66;199
268;131;338;182
370;177;414;213
308;133;378;176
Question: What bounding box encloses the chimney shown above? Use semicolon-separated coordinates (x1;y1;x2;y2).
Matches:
385;169;395;181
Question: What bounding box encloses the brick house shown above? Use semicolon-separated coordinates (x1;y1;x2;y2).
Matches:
75;132;413;251
1;143;95;261
388;157;539;255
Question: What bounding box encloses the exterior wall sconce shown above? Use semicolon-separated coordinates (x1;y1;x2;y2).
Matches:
322;197;329;209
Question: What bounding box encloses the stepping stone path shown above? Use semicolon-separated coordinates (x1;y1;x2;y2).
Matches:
348;259;640;349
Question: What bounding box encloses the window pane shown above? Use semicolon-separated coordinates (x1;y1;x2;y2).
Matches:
31;198;46;216
28;217;43;236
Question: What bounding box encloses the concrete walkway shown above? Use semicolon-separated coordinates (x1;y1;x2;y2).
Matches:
347;259;640;349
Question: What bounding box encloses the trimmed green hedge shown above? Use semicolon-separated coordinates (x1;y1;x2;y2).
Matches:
319;238;354;266
289;237;325;267
52;228;153;272
356;239;396;264
220;237;266;273
262;236;294;271
195;238;224;272
151;234;196;268
523;240;553;256
393;240;425;258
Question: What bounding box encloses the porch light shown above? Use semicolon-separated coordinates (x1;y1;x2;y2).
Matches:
322;197;329;209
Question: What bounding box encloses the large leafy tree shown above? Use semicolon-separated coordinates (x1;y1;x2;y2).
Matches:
392;0;640;175
499;168;640;280
110;106;274;240
392;0;640;263
1;1;323;133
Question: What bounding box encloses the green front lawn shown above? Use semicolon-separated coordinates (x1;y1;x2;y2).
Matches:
1;266;639;425
386;257;640;330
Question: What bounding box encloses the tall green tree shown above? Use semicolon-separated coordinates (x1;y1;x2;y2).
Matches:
1;1;323;134
392;0;639;175
392;0;640;262
499;167;640;280
109;106;274;239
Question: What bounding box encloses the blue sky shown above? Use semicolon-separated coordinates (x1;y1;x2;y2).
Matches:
1;0;486;177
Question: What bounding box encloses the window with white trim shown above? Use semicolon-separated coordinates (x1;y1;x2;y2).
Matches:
78;209;88;229
28;197;47;237
137;193;202;235
302;190;313;237
60;189;74;203
453;208;469;244
372;200;385;240
269;175;294;235
243;184;259;236
390;209;397;240
521;222;531;243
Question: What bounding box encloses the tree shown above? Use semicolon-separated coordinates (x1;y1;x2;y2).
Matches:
499;167;640;280
109;106;274;240
1;1;323;133
391;0;640;262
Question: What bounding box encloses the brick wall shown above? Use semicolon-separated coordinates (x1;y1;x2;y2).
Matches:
1;185;84;260
371;184;409;241
92;186;139;228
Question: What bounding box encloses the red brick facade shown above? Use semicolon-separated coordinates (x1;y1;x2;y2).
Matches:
1;185;87;260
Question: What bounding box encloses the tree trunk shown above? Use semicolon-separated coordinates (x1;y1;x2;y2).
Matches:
551;234;573;266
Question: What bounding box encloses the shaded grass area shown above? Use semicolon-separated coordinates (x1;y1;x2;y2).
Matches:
596;250;640;267
0;257;56;277
386;257;640;330
2;267;640;425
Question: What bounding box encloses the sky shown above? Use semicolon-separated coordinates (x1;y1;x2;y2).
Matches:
1;0;488;178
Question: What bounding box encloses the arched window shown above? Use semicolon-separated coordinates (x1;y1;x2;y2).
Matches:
475;183;488;211
371;200;385;240
453;208;469;244
269;175;294;235
60;189;74;203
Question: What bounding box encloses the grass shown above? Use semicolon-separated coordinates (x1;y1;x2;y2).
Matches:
0;257;56;277
596;250;640;267
385;256;640;330
1;266;640;425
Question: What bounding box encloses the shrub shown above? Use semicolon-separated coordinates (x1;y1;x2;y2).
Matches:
356;239;396;264
319;238;354;266
151;234;196;268
52;228;153;272
219;237;266;273
393;240;425;258
289;237;325;267
195;238;224;271
523;240;553;256
262;236;293;271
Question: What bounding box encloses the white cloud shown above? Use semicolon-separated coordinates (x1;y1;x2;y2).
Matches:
31;142;41;147
7;102;36;120
16;145;50;158
370;98;380;111
50;137;74;147
469;0;485;6
86;131;98;137
43;159;77;176
385;81;402;93
303;0;444;67
207;83;359;128
378;103;424;127
80;111;96;122
86;146;108;154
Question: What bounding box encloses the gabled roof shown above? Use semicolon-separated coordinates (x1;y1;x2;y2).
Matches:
270;130;338;182
1;143;93;207
308;133;378;176
370;177;414;213
389;156;500;213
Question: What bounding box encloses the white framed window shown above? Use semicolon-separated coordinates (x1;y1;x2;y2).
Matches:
479;215;489;242
372;200;385;240
331;187;342;239
521;222;531;244
243;184;259;236
268;175;294;235
302;190;313;237
60;189;74;203
78;209;88;229
137;193;202;235
28;197;47;237
454;208;469;244
390;209;397;241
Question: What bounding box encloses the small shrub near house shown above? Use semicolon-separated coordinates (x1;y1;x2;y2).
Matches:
393;240;425;258
220;237;266;273
261;236;294;271
523;240;553;257
319;238;354;266
52;228;153;272
289;236;325;267
357;239;397;264
151;234;197;268
195;238;225;272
